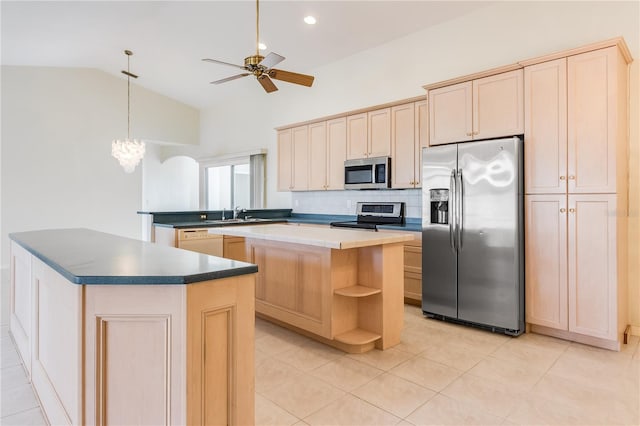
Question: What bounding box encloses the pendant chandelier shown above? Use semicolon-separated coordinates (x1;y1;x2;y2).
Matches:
111;50;145;173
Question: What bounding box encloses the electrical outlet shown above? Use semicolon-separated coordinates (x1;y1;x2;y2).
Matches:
294;199;299;208
347;199;352;209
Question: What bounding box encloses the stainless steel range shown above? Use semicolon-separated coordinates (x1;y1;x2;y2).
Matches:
330;202;405;230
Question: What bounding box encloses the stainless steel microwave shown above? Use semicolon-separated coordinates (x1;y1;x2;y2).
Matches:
344;157;391;189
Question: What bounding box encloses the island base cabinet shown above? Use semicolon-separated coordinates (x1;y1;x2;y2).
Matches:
9;241;32;375
186;275;255;426
82;275;256;426
247;238;404;353
31;258;83;426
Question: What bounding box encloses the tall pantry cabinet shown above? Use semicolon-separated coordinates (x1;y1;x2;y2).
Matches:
523;42;631;350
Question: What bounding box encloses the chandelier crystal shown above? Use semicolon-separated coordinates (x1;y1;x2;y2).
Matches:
112;50;145;173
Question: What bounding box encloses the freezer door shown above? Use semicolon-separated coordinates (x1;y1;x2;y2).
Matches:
422;144;458;318
456;137;524;331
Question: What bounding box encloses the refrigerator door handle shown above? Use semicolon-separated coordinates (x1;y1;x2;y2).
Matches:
457;168;464;250
449;169;457;252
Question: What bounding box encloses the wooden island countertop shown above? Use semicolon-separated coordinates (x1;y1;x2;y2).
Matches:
210;224;413;353
208;223;413;249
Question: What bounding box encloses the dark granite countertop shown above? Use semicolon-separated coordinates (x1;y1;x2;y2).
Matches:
10;228;257;285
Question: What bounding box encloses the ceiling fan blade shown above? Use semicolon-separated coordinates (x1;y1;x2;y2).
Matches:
210;73;251;84
202;58;247;70
259;52;285;69
268;69;315;87
257;75;278;93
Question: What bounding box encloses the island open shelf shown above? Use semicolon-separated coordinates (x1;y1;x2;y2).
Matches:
210;224;412;353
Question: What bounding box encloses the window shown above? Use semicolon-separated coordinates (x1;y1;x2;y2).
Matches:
199;150;266;210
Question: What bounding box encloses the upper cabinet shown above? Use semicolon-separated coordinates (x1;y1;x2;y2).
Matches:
524;46;627;195
428;69;524;145
567;47;624;194
391;100;428;188
524;58;568;194
279;118;347;192
346;108;391;160
308;118;347;191
277;126;309;191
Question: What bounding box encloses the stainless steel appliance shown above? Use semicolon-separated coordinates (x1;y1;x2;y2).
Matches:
421;136;524;335
344;157;391;189
331;202;404;230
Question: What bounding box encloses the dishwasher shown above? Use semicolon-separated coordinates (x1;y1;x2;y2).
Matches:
177;229;223;257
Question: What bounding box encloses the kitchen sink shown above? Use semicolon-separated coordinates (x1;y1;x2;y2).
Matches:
203;218;274;225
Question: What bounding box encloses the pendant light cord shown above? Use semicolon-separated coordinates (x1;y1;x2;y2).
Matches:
256;0;259;56
127;52;131;140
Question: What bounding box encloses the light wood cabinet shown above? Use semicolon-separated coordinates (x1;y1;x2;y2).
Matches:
391;100;428;188
9;241;32;375
277;128;293;191
428;69;523;145
277;126;309;191
525;47;625;195
403;233;422;305
308;117;347;191
524;44;630;350
223;236;246;261
346;108;391;159
524;58;568;194
153;227;223;257
525;195;568;330
567;47;623;194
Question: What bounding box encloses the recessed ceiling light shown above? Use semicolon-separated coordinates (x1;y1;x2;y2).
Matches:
258;43;267;51
304;16;316;25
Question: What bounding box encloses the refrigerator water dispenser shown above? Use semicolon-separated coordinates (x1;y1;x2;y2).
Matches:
430;189;449;224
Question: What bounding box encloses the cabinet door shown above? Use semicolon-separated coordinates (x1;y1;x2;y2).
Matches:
277;129;293;191
428;81;472;145
326;117;347;190
524;59;567;194
473;69;524;140
525;195;568;330
568;194;617;340
292;125;309;190
308;122;328;190
391;103;416;188
414;100;428;187
567;47;618;194
10;241;32;374
368;108;391;157
346;113;367;159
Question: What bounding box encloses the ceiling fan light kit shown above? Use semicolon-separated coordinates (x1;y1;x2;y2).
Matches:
202;0;315;93
111;50;145;173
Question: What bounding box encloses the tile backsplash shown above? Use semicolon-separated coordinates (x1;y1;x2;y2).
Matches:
291;189;422;218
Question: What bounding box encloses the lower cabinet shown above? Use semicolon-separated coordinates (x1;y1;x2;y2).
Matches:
525;193;626;349
403;233;422;305
223;236;246;261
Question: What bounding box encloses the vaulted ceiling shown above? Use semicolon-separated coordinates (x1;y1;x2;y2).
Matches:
2;1;492;108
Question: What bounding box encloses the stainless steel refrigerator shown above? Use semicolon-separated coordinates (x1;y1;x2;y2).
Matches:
421;136;524;335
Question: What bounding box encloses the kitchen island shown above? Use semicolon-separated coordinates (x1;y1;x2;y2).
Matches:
209;224;413;353
9;228;257;426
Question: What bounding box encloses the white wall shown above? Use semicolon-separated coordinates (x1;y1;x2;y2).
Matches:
141;145;199;212
1;66;199;267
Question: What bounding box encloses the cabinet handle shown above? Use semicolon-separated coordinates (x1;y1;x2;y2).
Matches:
466;132;473;137
569;208;576;213
473;131;479;136
560;208;566;213
560;176;566;180
568;175;576;180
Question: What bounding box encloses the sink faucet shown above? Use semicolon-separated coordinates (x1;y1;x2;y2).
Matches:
221;207;227;221
233;206;243;219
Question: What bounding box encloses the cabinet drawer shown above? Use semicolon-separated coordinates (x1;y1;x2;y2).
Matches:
404;271;422;302
404;246;422;271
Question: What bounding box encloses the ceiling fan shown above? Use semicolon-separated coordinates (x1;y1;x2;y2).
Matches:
202;0;315;93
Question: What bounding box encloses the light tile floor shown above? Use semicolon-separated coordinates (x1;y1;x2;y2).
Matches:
1;305;639;425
